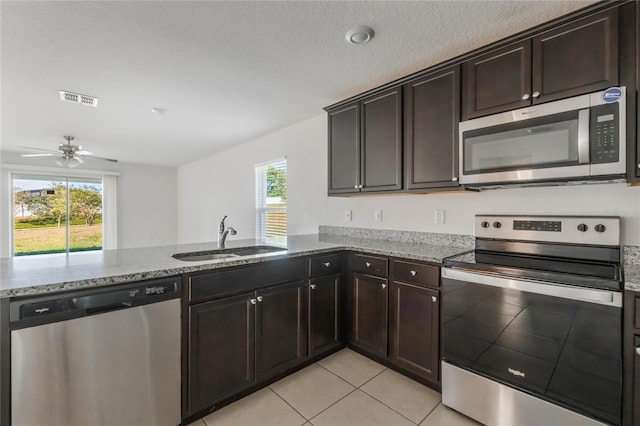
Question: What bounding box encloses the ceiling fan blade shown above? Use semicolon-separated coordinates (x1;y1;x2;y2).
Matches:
19;146;60;154
80;154;118;163
21;153;57;157
76;150;93;155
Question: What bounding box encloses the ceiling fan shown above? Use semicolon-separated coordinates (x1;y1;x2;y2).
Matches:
21;136;118;168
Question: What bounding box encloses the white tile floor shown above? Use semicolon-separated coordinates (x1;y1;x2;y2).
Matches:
189;348;480;426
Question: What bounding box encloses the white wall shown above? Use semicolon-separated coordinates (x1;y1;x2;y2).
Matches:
0;151;177;255
116;162;177;249
178;114;640;246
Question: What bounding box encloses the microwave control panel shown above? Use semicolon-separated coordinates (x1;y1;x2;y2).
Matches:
590;103;619;164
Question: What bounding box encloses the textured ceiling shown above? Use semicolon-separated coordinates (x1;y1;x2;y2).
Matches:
1;0;596;167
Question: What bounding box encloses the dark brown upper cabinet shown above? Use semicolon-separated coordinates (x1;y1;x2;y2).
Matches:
463;8;619;120
404;66;461;189
327;87;402;194
328;103;360;194
463;40;532;120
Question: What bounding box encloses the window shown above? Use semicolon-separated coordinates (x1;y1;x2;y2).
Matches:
255;159;287;242
12;174;103;256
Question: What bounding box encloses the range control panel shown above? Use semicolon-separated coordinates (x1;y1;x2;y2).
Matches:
475;215;620;246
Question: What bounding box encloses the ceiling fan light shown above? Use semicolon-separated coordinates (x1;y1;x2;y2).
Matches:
55;156;82;168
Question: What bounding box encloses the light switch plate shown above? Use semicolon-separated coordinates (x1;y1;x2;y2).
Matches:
345;210;352;222
375;210;383;222
435;209;445;224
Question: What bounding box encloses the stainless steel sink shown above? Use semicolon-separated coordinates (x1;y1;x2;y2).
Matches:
172;245;286;262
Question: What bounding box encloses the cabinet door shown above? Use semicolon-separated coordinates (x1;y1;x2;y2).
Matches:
361;87;403;192
328;103;360;194
188;293;255;414
389;282;439;383
351;273;388;357
532;8;618;105
309;275;341;357
462;40;532;120
405;66;460;189
255;280;307;381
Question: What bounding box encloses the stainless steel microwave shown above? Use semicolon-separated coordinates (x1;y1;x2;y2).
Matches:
458;87;626;186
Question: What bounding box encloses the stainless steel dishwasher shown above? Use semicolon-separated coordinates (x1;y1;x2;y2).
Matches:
9;277;181;426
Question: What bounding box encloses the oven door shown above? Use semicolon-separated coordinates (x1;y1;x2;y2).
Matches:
441;268;622;425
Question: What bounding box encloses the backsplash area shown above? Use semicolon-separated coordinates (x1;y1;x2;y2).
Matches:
626;246;640;265
318;225;474;248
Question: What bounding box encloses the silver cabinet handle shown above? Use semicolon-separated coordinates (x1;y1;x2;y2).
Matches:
250;298;257;305
354;185;359;189
310;284;316;290
359;185;363;189
257;296;263;302
432;296;437;302
532;91;540;98
637;163;640;169
410;270;417;277
636;347;640;356
323;262;331;267
452;177;458;182
365;262;371;268
522;94;530;100
382;283;387;289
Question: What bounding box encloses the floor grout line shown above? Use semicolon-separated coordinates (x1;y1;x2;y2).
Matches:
419;401;442;424
268;384;311;422
306;387;360;423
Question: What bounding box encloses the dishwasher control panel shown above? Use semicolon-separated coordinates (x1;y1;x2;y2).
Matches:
10;277;181;324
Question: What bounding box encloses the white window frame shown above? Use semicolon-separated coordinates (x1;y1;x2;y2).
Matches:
2;164;119;257
255;158;287;241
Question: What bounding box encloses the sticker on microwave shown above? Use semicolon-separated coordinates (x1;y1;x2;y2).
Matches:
602;87;623;103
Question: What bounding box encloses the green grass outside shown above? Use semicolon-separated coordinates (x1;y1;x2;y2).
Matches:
14;224;102;256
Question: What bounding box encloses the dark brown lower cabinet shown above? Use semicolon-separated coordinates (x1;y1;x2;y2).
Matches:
389;281;439;382
351;272;388;358
188;292;255;414
634;335;640;426
188;280;307;415
309;275;341;357
255;281;307;381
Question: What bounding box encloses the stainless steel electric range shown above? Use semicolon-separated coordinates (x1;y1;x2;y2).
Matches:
442;215;623;426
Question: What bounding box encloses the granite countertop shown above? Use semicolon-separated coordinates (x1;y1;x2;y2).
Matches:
0;234;470;298
625;265;640;292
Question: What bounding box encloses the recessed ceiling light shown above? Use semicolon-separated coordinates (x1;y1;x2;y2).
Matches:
346;26;375;45
151;107;168;115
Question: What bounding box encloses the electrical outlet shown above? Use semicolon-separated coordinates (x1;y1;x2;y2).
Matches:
435;209;445;225
344;210;352;222
375;210;383;222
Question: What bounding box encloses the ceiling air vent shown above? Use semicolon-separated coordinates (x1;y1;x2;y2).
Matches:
59;90;99;107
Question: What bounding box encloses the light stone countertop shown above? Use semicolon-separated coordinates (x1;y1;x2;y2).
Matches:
625;265;640;292
0;234;471;298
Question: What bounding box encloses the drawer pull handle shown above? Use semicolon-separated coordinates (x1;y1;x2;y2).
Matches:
432;296;437;303
382;283;387;289
323;262;331;267
257;296;263;303
366;262;371;268
410;270;417;276
250;298;257;305
310;284;317;290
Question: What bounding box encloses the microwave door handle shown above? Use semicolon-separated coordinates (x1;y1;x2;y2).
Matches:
577;109;590;164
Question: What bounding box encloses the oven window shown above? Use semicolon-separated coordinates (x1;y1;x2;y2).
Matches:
442;278;621;425
463;112;580;174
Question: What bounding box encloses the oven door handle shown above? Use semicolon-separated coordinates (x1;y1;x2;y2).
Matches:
442;268;622;307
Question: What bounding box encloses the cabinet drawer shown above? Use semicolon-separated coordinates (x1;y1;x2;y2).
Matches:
310;254;342;277
189;258;307;303
350;254;388;277
392;260;439;288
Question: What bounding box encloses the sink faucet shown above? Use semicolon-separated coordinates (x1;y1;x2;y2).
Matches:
218;215;237;248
